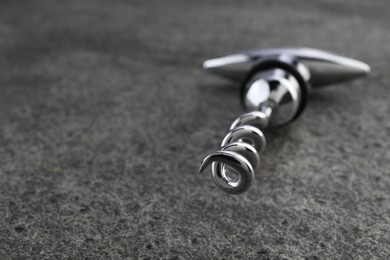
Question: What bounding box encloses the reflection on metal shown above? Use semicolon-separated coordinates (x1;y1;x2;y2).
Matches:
203;47;370;86
199;47;370;194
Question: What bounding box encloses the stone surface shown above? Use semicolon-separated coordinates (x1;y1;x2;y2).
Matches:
0;0;389;259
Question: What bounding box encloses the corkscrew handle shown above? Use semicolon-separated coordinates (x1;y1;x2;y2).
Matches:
200;47;370;194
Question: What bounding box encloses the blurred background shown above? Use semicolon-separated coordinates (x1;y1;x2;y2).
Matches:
0;0;389;259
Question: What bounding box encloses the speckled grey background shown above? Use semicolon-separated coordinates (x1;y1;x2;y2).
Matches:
0;0;389;259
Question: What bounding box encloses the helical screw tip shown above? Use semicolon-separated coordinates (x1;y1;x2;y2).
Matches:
198;160;207;174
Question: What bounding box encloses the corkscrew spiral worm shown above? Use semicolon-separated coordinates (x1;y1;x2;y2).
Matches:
199;111;270;194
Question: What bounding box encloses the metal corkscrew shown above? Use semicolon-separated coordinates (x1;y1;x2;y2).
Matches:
199;47;370;194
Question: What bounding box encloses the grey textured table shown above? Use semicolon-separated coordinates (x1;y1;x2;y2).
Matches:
0;1;389;259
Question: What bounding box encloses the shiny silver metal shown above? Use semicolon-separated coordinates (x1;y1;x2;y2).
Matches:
244;67;302;127
203;47;370;86
199;47;370;195
199;111;269;194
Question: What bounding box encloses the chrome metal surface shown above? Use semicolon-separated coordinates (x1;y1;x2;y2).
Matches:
200;47;371;194
199;111;270;194
199;150;254;194
243;67;302;126
221;125;266;153
230;110;270;130
203;47;370;87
